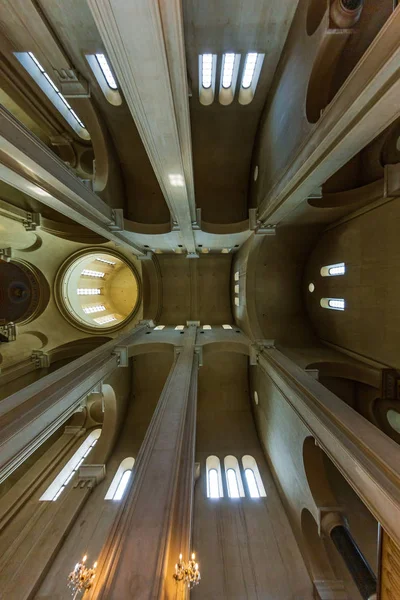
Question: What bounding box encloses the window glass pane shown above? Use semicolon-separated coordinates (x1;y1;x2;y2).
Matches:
328;298;345;310
208;468;220;498
245;468;260;498
113;470;132;500
227;468;240;498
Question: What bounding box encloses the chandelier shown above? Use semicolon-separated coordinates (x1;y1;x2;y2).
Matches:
67;554;97;599
173;552;201;589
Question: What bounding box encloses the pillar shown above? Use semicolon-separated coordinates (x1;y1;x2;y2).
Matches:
0;321;151;484
89;324;199;599
256;346;400;550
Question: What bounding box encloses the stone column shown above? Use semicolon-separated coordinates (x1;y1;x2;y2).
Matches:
256;347;400;550
89;324;198;599
0;321;151;484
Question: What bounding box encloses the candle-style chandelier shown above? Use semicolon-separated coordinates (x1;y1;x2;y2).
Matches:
67;554;97;599
173;552;201;589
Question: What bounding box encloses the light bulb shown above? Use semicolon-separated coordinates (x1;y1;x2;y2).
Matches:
191;553;195;560
82;555;87;562
195;563;198;570
93;562;98;568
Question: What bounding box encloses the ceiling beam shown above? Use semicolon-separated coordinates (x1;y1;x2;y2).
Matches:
87;0;197;255
258;6;400;226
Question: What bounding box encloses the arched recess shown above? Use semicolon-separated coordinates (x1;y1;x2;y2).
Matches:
48;336;112;369
306;361;381;390
303;436;337;510
301;508;338;585
306;0;328;37
306;32;352;124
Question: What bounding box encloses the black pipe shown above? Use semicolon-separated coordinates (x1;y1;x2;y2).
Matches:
330;525;377;600
341;0;363;9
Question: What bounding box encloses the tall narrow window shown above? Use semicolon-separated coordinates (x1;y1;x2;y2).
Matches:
206;456;223;498
203;325;212;330
154;325;165;330
95;54;118;89
320;262;346;277
40;429;101;501
105;457;135;500
15;52;89;139
245;468;260;498
224;455;245;498
222;324;232;330
226;469;240;498
175;325;185;331
242;455;266;498
320;298;346;311
238;53;265;106
199;54;217;106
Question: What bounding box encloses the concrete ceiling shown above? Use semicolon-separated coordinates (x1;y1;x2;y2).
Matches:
183;0;300;223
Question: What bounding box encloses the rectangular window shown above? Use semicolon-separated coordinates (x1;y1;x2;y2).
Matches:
83;305;106;314
81;269;105;278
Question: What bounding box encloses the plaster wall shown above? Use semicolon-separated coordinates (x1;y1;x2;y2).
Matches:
305;198;400;369
192;351;313;599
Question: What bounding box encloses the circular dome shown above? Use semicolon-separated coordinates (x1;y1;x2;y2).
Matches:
0;259;49;324
55;249;141;333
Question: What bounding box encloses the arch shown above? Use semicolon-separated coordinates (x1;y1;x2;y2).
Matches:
105;457;135;500
302;437;337;509
40;428;101;501
206;456;223;499
305;361;381;389
224;455;245;498
48;337;112;366
306;0;328;36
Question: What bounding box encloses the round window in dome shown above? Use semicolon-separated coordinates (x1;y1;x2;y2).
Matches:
55;249;141;332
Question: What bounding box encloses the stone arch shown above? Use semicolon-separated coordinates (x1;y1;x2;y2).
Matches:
303;436;337;509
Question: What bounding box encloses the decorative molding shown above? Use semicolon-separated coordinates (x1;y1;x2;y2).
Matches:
249;209;276;235
194;346;203;367
109;208;124;232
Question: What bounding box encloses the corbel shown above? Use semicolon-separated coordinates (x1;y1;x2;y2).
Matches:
194;346;203;367
109;208;124;232
250;339;275;365
113;346;129;367
54;69;90;98
76;464;106;490
249;209;276;236
0;322;17;343
22;212;40;231
0;248;12;263
31;350;50;368
137;251;154;261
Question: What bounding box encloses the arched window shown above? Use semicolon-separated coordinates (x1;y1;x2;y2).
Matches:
105;457;135;500
320;298;345;311
40;429;101;501
224;456;245;498
206;456;223;498
320;262;346;277
242;455;267;498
